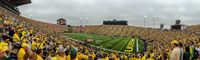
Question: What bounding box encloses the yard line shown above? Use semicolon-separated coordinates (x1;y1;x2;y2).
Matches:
111;38;126;50
119;38;131;51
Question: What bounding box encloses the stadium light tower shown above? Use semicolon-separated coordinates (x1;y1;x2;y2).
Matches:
86;18;88;26
144;16;147;27
80;18;83;26
29;14;32;19
153;16;157;28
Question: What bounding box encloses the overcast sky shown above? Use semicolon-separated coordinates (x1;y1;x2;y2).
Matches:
18;0;200;28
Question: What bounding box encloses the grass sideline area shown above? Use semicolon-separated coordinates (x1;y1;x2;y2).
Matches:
65;33;144;53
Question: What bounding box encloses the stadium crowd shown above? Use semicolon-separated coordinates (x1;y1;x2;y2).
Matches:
0;9;200;60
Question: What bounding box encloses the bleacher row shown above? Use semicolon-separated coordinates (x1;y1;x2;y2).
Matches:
184;25;200;34
0;8;145;60
19;16;68;33
0;8;79;60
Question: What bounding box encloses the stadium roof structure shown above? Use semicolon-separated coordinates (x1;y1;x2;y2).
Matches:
8;0;31;6
0;0;31;15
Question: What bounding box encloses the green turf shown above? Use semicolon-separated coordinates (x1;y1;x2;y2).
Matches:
101;37;124;49
112;38;131;51
65;33;144;53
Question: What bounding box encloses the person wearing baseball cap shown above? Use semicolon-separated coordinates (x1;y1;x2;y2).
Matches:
169;40;181;60
57;45;66;60
17;43;29;60
70;47;78;60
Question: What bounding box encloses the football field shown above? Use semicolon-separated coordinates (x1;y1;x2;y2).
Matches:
65;33;144;53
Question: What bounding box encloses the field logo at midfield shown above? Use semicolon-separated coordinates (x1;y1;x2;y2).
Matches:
124;38;135;52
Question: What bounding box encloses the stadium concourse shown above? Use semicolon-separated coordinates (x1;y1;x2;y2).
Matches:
0;10;200;60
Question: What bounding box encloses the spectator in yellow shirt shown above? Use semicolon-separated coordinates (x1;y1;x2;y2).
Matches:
17;43;29;60
129;55;136;60
0;41;8;59
57;45;66;60
70;48;78;60
36;49;43;60
13;31;20;42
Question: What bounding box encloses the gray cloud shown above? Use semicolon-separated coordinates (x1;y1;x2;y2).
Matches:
18;0;200;28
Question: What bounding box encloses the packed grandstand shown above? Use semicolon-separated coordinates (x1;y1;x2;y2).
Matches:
0;0;200;60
